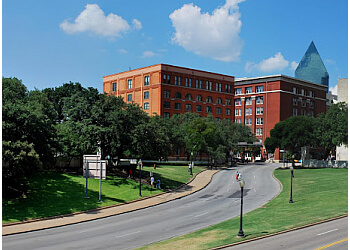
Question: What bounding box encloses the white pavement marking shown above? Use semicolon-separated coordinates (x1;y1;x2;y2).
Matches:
317;228;338;236
115;231;141;238
195;212;208;218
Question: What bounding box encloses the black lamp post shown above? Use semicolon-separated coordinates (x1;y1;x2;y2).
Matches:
138;159;142;197
237;178;245;237
289;166;294;203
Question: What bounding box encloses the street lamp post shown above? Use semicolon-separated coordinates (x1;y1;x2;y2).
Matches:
237;178;245;237
138;159;142;197
289;166;294;203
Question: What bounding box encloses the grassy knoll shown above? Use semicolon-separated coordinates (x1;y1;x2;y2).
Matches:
3;164;205;223
138;168;348;250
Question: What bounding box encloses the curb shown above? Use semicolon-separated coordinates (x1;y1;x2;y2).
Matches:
2;168;219;235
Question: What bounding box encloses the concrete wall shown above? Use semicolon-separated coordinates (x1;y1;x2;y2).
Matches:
303;159;348;168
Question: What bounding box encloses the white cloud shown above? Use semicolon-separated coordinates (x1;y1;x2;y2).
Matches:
118;49;128;54
329;85;338;95
132;19;142;30
245;52;290;73
142;51;156;58
169;0;245;62
290;61;299;70
60;4;141;38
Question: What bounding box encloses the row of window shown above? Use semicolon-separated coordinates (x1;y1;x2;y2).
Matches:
235;118;264;127
235;96;263;106
112;76;150;92
293;109;314;117
164;91;232;105
164;101;231;115
235;86;264;95
293;87;315;97
163;74;233;93
235;107;264;116
293;98;315;108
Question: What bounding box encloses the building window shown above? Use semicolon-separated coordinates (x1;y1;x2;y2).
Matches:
189;78;193;88
293;87;298;94
256;96;263;104
175;102;181;110
196;95;203;102
164;112;170;118
175;92;182;99
226;99;232;105
301;89;306;96
219;83;222;92
185;77;189;87
144;91;149;99
178;76;182;86
209;81;213;90
310;101;314;109
200;80;203;89
245;118;252;125
293;98;298;106
235;98;241;106
144;102;149;110
174;76;178;86
301;110;306;116
144;76;150;86
128;79;133;89
163;74;167;84
112;82;117;92
293;108;298;116
256;86;263;93
256;117;263;125
185;93;192;100
206;96;213;103
164;90;170;98
246;97;252;105
256;107;263;115
185;104;192;111
225;108;231;115
196;79;199;88
216;97;223;104
309;90;315;97
216;107;222;114
302;100;306;107
164;101;170;109
309;110;314;117
127;94;132;102
245;108;252;116
245;87;252;94
206;106;212;113
206;81;209;90
216;82;219;91
235;109;241;116
196;105;202;112
167;75;171;84
235;118;241;123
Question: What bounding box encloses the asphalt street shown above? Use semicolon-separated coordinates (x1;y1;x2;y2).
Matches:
225;217;348;250
3;163;281;250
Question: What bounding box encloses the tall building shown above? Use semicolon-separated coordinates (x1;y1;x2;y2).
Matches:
336;78;348;161
103;64;235;120
234;75;327;160
295;41;329;91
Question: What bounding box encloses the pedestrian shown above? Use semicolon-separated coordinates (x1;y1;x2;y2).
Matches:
188;162;193;176
238;172;242;180
156;179;161;189
151;176;155;188
236;171;239;181
129;169;133;178
154;163;156;169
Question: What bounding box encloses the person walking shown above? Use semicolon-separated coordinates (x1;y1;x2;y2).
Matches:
188;162;193;176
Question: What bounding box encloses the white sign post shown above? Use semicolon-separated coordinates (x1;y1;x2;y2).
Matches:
83;155;106;201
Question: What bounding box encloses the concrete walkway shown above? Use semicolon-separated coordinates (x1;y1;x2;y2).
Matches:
3;169;219;236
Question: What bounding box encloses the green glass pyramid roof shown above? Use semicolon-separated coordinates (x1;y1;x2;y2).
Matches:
295;41;329;90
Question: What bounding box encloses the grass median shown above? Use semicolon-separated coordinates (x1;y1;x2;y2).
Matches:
138;168;348;250
3;164;205;223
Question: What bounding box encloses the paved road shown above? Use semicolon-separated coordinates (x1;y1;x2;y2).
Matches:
3;163;281;250
225;217;348;250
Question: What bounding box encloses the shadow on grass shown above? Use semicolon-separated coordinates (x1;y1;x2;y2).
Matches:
2;172;124;222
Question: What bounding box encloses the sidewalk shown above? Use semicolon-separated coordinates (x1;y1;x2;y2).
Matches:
2;169;219;236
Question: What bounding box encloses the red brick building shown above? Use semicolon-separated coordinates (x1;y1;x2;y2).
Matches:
234;75;327;159
103;64;328;161
103;64;235;120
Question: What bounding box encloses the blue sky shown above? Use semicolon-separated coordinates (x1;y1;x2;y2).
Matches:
3;0;348;94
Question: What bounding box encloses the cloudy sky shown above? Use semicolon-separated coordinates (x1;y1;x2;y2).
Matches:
3;0;348;93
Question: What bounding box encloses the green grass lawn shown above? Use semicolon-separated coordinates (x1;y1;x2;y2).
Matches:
2;164;205;223
138;168;348;250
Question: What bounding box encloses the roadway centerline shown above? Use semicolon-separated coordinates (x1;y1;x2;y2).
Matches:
195;212;208;218
114;231;141;239
314;238;348;250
